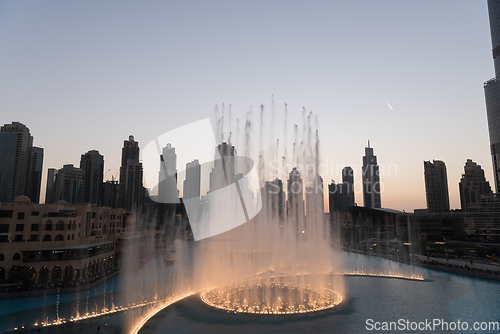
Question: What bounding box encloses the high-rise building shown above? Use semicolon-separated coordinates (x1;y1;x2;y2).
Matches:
362;141;381;209
328;167;355;214
45;168;58;204
209;142;236;192
121;135;140;167
328;180;342;213
118;136;143;211
459;159;493;212
102;180;119;208
484;0;500;192
305;175;324;218
264;178;285;220
342;166;355;210
80;150;104;205
424;160;450;213
158;143;179;203
53;164;85;204
287;167;304;221
122;160;143;212
0;122;43;203
26;146;44;203
183;159;201;200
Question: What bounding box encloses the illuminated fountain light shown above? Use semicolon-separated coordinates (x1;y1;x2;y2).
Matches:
200;282;343;314
336;271;424;281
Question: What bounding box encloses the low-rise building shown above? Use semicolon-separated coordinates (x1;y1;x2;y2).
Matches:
0;196;129;286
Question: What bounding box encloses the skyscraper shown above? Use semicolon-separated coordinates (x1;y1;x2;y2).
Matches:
484;0;500;192
0;122;43;203
158;143;179;203
328;180;342;213
118;136;143;211
122;160;144;212
459;159;493;212
362;141;381;209
102;180;119;208
80;150;104;205
305;175;324;218
424;160;450;213
26;146;44;203
342;166;355;209
45;168;58;204
183;159;201;200
287;167;304;220
53;164;85;204
209;142;236;192
264;178;285;220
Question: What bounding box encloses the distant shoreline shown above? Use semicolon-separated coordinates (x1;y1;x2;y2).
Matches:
343;249;500;282
0;270;119;300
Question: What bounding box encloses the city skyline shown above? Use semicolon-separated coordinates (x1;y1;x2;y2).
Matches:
0;1;495;212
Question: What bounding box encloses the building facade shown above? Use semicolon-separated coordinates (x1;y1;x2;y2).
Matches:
0;196;129;285
424;160;450;213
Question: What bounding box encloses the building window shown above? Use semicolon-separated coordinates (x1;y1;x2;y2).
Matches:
55;234;64;241
0;254;4;261
0;224;8;233
0;211;13;218
30;235;39;242
45;222;53;231
0;236;8;242
13;253;20;261
42;234;52;241
56;222;64;230
31;224;39;231
17;212;25;220
15;224;24;232
31;211;39;216
14;235;23;242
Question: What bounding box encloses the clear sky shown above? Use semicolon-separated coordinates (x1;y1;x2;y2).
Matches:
0;0;494;212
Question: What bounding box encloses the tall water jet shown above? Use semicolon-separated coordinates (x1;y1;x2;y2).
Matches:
194;102;345;315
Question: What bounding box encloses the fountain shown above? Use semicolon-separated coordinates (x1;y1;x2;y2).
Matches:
126;103;347;332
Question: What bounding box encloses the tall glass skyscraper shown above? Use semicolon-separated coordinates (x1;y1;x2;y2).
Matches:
484;0;500;192
118;135;143;211
362;141;381;209
158;143;179;204
0;122;43;203
423;160;450;213
80;150;104;205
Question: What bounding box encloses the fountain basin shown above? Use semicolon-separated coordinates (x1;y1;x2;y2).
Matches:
200;281;342;314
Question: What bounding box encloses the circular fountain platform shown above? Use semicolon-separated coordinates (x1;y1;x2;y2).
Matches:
201;282;342;314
